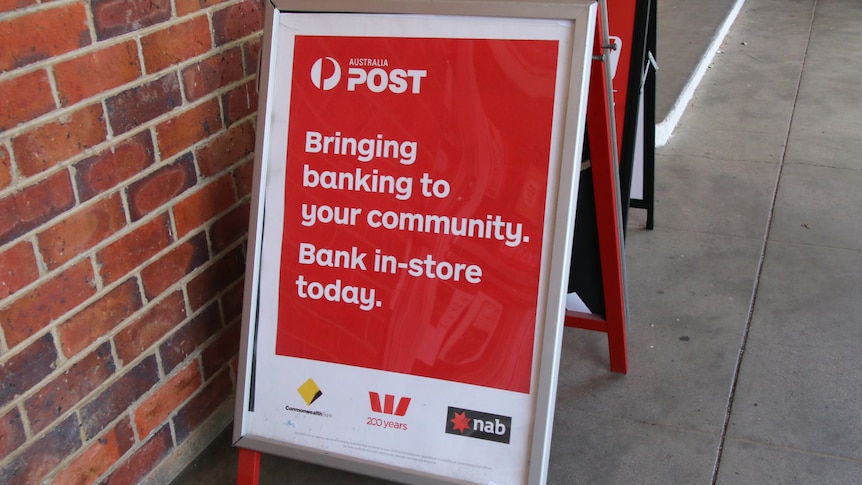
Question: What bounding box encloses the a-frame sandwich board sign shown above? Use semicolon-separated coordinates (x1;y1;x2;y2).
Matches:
234;1;598;484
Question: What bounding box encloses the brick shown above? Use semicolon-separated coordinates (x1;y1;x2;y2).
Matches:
134;361;201;437
97;213;173;284
54;40;141;106
0;145;9;189
0;0;37;15
243;37;262;77
37;193;126;269
0;241;39;298
12;103;107;177
75;131;156;201
57;278;142;358
173;368;232;443
80;354;159;439
173;174;237;238
0;69;55;132
209;201;249;254
0;333;56;408
195;119;255;177
155;98;222;159
221;278;245;324
212;0;263;47
140;232;208;300
114;290;187;365
181;47;243;102
159;302;221;373
201;320;240;379
91;0;171;41
0;260;95;349
0;407;26;461
102;425;172;485
187;243;245;311
141;15;212;73
105;73;182;135
0;170;74;246
233;158;254;198
175;0;227;16
223;80;258;126
0;414;81;485
25;342;115;434
0;3;90;72
53;417;135;485
126;153;197;221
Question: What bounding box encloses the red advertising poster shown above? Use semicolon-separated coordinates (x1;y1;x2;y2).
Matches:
276;36;559;393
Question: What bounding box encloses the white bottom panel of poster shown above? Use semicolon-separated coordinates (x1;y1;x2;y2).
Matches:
246;356;535;484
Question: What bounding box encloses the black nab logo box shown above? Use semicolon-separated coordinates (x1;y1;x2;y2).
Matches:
445;407;512;444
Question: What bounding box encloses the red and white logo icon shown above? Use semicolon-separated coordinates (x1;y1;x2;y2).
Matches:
310;56;341;90
368;392;411;416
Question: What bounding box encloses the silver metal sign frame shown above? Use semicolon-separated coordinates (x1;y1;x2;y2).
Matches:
234;1;597;483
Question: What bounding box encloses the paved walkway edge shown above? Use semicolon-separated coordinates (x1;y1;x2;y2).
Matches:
656;0;747;146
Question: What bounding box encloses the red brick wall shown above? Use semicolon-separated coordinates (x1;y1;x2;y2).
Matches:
0;0;262;482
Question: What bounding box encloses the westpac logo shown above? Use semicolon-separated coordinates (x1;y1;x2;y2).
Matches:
310;57;427;94
368;391;411;416
445;406;512;444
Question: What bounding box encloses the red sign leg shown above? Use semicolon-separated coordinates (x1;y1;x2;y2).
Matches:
237;448;261;485
565;8;629;374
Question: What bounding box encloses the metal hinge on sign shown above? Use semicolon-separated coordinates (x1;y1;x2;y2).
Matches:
593;40;619;62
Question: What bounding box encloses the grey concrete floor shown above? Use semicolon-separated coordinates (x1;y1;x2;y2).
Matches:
171;0;862;483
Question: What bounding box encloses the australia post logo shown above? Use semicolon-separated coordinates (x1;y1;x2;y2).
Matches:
310;57;427;94
445;406;512;444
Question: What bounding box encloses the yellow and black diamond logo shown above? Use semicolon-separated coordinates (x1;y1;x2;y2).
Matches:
297;378;323;406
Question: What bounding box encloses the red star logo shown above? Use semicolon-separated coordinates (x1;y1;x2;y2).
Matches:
450;411;471;433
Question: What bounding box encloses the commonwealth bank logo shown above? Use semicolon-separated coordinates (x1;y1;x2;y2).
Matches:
297;378;323;406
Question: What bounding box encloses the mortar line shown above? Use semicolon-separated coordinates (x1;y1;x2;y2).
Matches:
710;0;819;483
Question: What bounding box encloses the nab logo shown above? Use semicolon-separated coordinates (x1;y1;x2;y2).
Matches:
310;57;341;91
445;406;512;444
368;392;411;416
